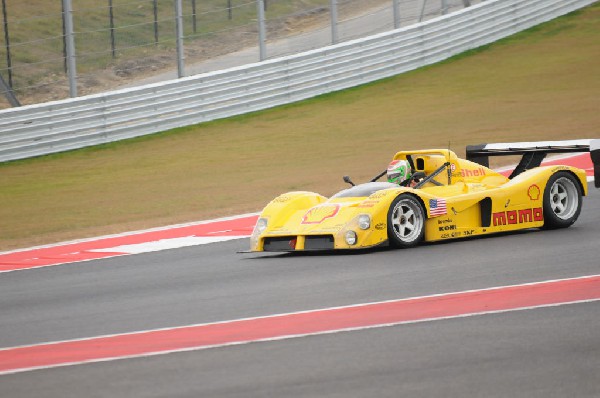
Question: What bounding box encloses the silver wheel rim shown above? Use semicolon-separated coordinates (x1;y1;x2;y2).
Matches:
391;198;423;243
549;177;578;220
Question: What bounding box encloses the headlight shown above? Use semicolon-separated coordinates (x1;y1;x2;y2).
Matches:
254;218;268;234
358;214;371;230
345;231;357;245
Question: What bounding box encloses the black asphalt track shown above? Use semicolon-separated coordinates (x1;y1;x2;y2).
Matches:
1;183;598;397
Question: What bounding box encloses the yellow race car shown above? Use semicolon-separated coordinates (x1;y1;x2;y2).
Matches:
250;140;599;252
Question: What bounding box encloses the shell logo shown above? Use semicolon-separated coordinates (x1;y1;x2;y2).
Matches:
528;184;541;201
301;204;340;224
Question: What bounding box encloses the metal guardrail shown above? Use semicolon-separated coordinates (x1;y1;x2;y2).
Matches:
0;0;594;163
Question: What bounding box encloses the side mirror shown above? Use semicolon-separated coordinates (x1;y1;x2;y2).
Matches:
343;175;356;187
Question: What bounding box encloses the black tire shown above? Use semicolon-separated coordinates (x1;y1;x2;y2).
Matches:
387;194;425;248
542;171;582;230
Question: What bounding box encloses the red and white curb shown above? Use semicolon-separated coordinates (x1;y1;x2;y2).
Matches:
0;214;258;273
1;274;599;376
0;153;594;273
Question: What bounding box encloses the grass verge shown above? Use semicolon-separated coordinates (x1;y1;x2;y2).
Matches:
1;3;599;251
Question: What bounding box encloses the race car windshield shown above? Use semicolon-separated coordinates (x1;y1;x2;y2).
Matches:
332;182;397;198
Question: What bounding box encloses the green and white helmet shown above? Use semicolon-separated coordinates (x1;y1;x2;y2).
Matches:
387;159;412;185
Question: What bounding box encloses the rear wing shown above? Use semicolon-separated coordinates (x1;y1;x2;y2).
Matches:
466;139;600;188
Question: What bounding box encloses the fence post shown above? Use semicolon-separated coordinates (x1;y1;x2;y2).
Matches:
62;0;77;97
392;0;400;29
1;0;13;87
191;0;197;34
61;1;66;73
174;0;185;77
330;0;338;44
257;0;266;61
0;71;19;107
109;0;116;58
153;0;158;45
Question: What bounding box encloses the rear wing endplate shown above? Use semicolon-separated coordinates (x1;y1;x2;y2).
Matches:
466;139;600;188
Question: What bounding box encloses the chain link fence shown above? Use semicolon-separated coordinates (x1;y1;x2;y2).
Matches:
0;0;477;109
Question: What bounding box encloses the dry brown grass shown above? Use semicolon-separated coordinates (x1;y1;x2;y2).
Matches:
1;4;598;251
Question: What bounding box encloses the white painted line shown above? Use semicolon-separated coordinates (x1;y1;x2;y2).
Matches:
0;213;259;256
90;235;248;254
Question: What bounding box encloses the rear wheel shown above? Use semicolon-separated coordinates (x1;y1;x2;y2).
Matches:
542;171;582;229
387;194;425;248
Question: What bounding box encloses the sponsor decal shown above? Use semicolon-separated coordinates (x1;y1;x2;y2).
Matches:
437;218;454;225
375;223;386;230
439;224;457;232
301;204;340;224
273;195;293;203
429;198;447;216
461;167;487;178
527;184;541;201
440;231;460;239
369;191;391;200
358;200;379;208
492;207;543;226
440;229;476;239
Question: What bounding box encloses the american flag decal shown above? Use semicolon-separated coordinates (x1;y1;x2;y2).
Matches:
429;198;447;216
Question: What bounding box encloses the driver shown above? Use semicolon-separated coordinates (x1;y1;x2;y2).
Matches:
387;159;413;186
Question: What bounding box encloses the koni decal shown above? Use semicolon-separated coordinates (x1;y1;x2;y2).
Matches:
493;207;543;226
439;224;457;232
301;204;341;224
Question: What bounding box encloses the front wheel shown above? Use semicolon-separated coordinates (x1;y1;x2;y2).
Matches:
542;171;582;229
387;194;425;248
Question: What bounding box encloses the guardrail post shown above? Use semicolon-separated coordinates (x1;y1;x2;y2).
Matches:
419;0;428;22
62;0;77;97
393;0;401;29
441;0;449;15
330;0;339;44
174;0;185;78
257;0;267;61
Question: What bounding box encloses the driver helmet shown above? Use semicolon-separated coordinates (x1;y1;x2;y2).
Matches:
387;159;412;185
